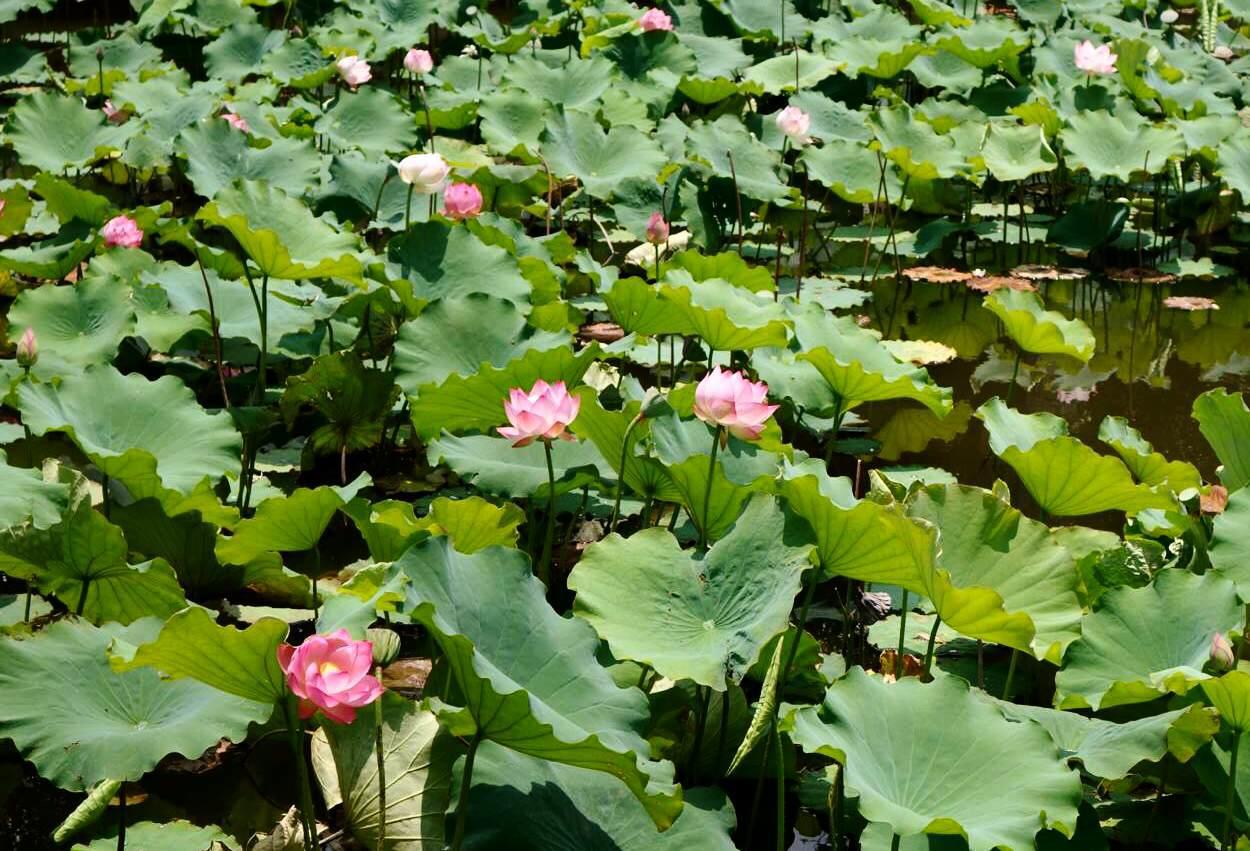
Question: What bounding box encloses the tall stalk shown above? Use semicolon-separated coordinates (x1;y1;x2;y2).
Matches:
895;590;910;679
610;413;645;533
1224;732;1241;851
283;696;319;849
374;683;387;851
538;440;557;587
698;426;724;551
451;733;484;851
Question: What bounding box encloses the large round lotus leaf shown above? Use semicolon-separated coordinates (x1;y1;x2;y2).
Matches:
176;119;322;200
906;483;1082;662
570;496;812;689
1211;488;1250;599
72;820;238;851
0;455;70;530
393;295;569;394
0;618;271;791
976;398;1174;517
387;221;531;307
393;536;681;829
602;277;692;337
0;221;96;280
8;277;136;376
1193;388;1250;493
1218;135;1250;202
743;50;843;93
314;87;416;158
869;106;968;181
801;139;907;205
312;694;455;850
659;275;789;352
196;179;363;281
425;433;607;499
18;365;241;495
479;87;548;154
875;402;972;462
680;116;790;201
503;55;615;108
203;20;285;82
979;122;1058;182
1060;111;1185;182
785;669;1082;851
1054;570;1242;710
1097;417;1202;496
5;91;132;173
983;289;1094;361
462;743;737;851
1202;671;1250;733
540;109;666;200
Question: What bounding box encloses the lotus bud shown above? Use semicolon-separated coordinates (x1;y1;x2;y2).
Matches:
1212;632;1237;671
222;111;250;133
394;153;450;194
404;48;434;75
442;182;483;220
15;328;36;369
101;215;143;249
1213;45;1234;61
645;212;670;245
693;367;779;441
367;628;402;667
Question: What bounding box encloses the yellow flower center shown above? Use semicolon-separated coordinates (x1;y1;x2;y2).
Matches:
319;661;341;676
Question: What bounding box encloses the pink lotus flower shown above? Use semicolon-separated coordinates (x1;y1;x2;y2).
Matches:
336;55;372;88
1074;40;1117;75
498;380;581;446
1211;632;1237;671
775;106;811;144
101;215;143;249
638;8;674;31
694;367;778;441
277;629;383;724
102;100;127;125
442;182;483;220
645;212;669;245
405;48;434;75
15;328;36;369
222;111;250;133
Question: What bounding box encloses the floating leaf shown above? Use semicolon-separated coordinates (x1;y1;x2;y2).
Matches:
6;91;131;173
541;110;666;199
425;434;606;499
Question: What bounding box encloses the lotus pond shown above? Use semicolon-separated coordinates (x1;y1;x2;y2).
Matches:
5;0;1250;849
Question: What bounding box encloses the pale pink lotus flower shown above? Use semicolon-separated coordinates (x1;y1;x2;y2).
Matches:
1074;40;1117;75
277;629;384;724
404;48;434;74
775;106;812;144
442;182;483;220
336;55;372;88
1202;485;1230;514
1055;387;1093;404
222;111;250;133
1160;8;1179;24
1213;45;1235;61
693;367;779;441
101;215;143;249
394;153;450;194
15;328;36;369
638;8;674;31
1211;632;1237;671
102;100;127;125
645;212;670;245
498;380;581;446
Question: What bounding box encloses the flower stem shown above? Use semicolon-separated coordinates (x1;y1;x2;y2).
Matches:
609;413;645;534
1225;732;1242;851
283;695;318;850
373;681;386;851
538;439;556;588
698;426;723;551
404;182;415;231
1002;648;1019;700
774;718;786;851
895;590;909;679
923;616;941;675
451;733;483;851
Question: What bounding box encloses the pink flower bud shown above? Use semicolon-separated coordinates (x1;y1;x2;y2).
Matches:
336;55;372;88
102;100;127;125
442;182;483;220
101;215;143;249
16;328;36;369
638;8;674;31
1212;632;1237;671
775;106;811;143
645;212;669;245
498;380;581;446
277;629;384;724
1074;40;1117;75
394;153;450;194
693;367;779;441
404;48;434;75
222;111;250;133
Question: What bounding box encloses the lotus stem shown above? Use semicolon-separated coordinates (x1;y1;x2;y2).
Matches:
715;690;730;776
194;252;231;408
923;616;941;675
1002;648;1019;699
374;678;386;851
890;834;901;851
774;718;786;851
369;169;393;228
1225;731;1241;851
698;426;724;551
451;732;484;851
283;695;319;850
116;789;125;851
781;576;818;687
895;590;910;679
1006;347;1023;406
690;684;710;784
76;577;90;617
538;439;556;588
404;182;415;231
609;413;645;533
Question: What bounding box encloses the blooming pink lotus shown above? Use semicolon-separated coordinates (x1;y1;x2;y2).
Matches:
277;629;383;724
336;55;372;88
775;106;811;143
442;182;483;220
101;215;143;249
15;328;36;369
638;8;674;31
498;380;581;446
222;111;250;133
405;47;434;75
694;367;779;441
645;212;669;245
1074;40;1117;75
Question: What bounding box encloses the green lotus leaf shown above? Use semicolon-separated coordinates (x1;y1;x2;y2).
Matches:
570;496;812;689
870;106;969;181
5;91;132;173
349;0;442;53
750;347;839;417
0;454;71;530
801;139;906;205
176;119;322;200
569;389;682;504
8;278;135;375
415;495;524;554
504;55;616;109
203;20;285;82
907;483;1082;661
1054;570;1241;710
743;50;843;93
0;221;95;280
983;289;1094;361
680;116;789;201
1202;671;1250;732
721;0;808;40
794;310;953;415
0;500;186;625
997;702;1191;780
0;618;270;791
19;365;241;495
784;669;1081;851
479;87;548;155
666;250;775;293
541;110;666;200
394;295;568;394
1060;111;1185;182
976;398;1174;517
875;402;972;462
387;221;532;308
602;277;692;337
32;173;111;226
394;536;682;828
779;459;1032;650
313;693;455;850
677;76;749;105
263;37;334;88
812;6;927;78
111;498;248;598
935;17;1028;68
659;275;789;352
196;179;363;281
980;122;1058;182
463;744;736;850
216;476;369;566
1193;388;1250;492
72;820;239;851
280;352;399;457
1210;488;1250;600
425;433;606;499
1218;135;1250;202
408;344;601;440
113;605;289;704
1097;416;1202;496
314;87;416;158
